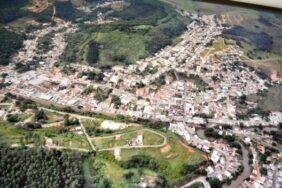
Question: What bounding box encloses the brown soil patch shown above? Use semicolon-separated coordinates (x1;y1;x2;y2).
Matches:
111;2;125;10
166;153;179;159
160;144;171;153
201;153;209;160
28;0;49;13
179;141;195;154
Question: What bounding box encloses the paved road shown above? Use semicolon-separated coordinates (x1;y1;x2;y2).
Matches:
41;121;63;128
181;177;211;188
41;107;169;152
40;107;97;120
98;128;167;151
223;143;251;188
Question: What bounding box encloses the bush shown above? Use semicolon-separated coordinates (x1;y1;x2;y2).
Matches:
6;114;20;123
121;155;158;170
111;95;121;108
34;110;48;122
23;122;42;130
208;178;222;188
87;41;100;65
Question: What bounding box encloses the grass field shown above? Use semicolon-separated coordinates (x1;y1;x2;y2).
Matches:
120;131;206;185
82;119;206;186
0;120;90;149
0;121;29;145
43;110;64;124
82;118;142;136
247;85;282;112
92;129;164;150
95;31;148;66
200;38;227;57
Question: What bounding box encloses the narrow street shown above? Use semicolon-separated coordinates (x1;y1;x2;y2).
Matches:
223;143;251;188
79;118;97;152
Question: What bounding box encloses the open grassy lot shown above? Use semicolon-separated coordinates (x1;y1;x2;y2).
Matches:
120;131;206;185
43;110;64;124
0;121;30;145
34;126;90;149
81;118;142;137
92;129;165;150
0;120;90;149
95;31;147;66
83;152;161;188
200;38;227;57
247;85;282;112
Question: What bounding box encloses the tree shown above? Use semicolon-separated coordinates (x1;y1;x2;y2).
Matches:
111;95;121;108
6;114;20;123
87;41;99;65
34;110;48;122
64;114;70;126
208;178;222;188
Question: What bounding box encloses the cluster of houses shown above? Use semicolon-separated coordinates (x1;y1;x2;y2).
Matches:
0;5;280;187
2;13;280;129
169;122;240;181
244;144;282;188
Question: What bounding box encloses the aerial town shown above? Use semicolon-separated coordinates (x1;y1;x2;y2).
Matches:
0;0;281;187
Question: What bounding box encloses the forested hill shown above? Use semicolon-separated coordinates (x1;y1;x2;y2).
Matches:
0;0;30;24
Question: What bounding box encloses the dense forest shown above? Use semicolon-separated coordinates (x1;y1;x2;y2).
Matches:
0;146;84;188
0;26;24;65
0;0;29;23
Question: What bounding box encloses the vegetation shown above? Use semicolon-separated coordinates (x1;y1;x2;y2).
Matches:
34;109;48;122
37;32;55;53
82;85;94;95
0;26;24;65
94;87;112;102
87;41;100;65
111;95;121;108
208;178;222;188
163;0;282;60
0;0;29;23
62;0;189;67
0;146;84;188
93;129;164;150
15;98;38;111
63;114;79;126
223;26;273;53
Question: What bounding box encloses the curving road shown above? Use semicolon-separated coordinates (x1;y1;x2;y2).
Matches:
96;128;167;151
40;107;168;152
223;143;251;188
